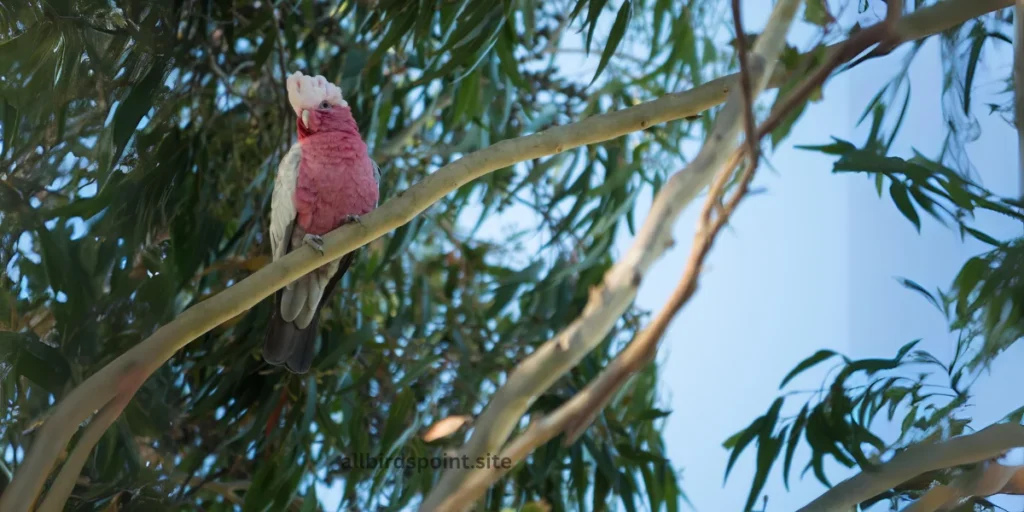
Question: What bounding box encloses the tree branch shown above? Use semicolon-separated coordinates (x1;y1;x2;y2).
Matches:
1015;0;1023;201
420;0;804;508
425;113;759;512
36;366;147;512
798;423;1024;511
731;0;760;172
899;459;1024;511
424;0;1018;508
419;0;915;503
170;474;250;506
896;0;1011;43
554;0;895;444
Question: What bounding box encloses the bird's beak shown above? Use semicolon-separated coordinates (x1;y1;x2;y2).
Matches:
301;110;310;129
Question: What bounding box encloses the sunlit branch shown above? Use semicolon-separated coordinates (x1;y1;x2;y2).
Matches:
799;423;1024;511
902;460;1024;511
36;366;147;512
421;0;804;508
422;0;920;504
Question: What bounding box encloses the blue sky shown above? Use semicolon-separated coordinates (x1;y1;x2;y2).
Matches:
624;1;1024;510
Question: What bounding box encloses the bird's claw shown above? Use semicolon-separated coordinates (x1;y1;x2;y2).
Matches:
344;214;364;227
303;233;325;255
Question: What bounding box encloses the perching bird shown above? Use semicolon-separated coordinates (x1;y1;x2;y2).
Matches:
263;71;380;374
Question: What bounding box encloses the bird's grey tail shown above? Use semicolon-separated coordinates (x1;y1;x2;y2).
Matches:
262;252;354;374
263;291;319;374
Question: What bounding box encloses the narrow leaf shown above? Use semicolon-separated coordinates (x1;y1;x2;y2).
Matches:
591;0;631;85
780;349;837;389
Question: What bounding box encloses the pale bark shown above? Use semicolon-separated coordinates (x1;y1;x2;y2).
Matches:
799;423;1024;511
421;0;804;506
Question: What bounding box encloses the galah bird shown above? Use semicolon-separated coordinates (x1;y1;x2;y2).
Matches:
263;71;380;374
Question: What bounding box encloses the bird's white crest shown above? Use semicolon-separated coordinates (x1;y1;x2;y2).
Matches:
286;71;346;116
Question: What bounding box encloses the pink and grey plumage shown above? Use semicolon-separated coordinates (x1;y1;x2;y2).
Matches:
263;72;380;374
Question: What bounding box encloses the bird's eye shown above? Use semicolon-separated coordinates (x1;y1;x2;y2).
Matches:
319;101;331;109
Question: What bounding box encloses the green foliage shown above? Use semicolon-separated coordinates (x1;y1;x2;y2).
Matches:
796;85;1024;374
730;3;1023;509
791;0;1024;372
0;0;718;509
798;137;1024;237
726;338;980;510
949;241;1024;368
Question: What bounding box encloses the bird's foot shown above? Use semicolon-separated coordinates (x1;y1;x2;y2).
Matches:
344;214;364;227
303;233;325;255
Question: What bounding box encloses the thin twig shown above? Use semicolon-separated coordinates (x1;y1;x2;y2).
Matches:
1016;0;1024;202
207;52;256;112
731;0;760;172
176;460;228;502
168;473;250;505
512;4;888;448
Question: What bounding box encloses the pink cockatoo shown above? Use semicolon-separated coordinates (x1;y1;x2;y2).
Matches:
263;71;380;374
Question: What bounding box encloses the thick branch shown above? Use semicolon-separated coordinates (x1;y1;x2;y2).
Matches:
419;0;804;508
423;0;1015;508
798;423;1024;511
421;0;909;502
36;366;147;512
895;0;1011;42
427;124;756;512
901;460;1024;511
553;0;898;445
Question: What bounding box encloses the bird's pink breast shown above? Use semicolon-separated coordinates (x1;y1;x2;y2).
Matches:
293;132;379;235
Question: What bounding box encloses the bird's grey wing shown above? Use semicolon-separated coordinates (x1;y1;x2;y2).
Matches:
274;144;313;322
371;159;381;206
270;144;302;262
